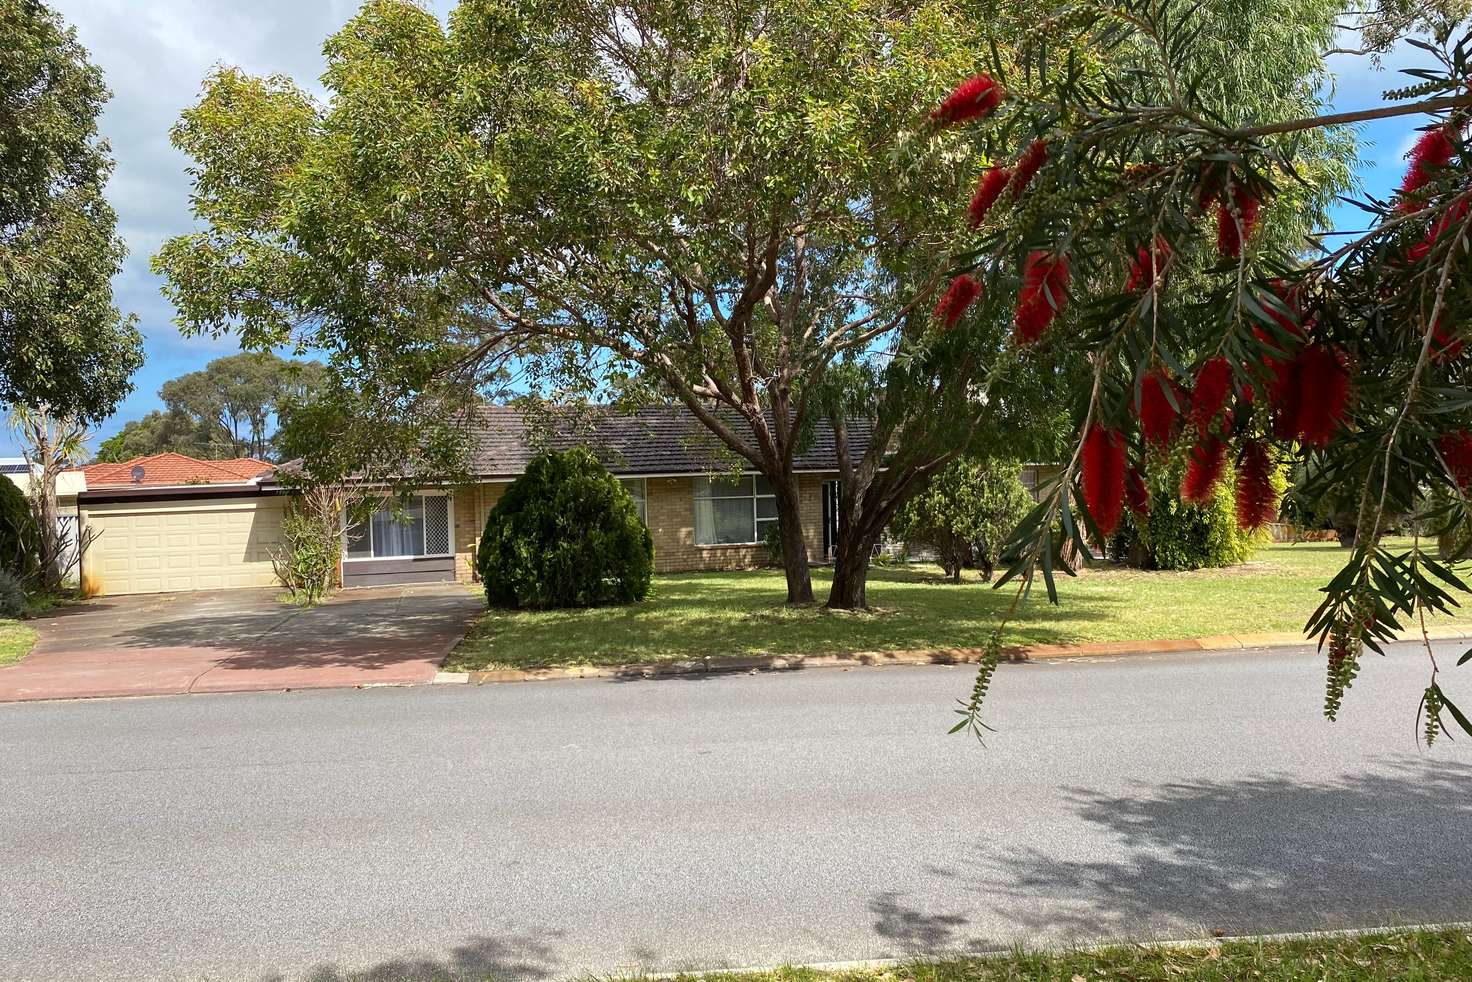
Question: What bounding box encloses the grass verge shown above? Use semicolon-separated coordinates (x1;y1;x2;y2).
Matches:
658;928;1472;982
0;619;36;667
446;540;1472;672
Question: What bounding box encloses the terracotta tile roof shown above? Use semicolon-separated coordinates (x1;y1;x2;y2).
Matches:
81;453;273;488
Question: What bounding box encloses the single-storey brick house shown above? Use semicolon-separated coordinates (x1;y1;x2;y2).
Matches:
75;406;873;595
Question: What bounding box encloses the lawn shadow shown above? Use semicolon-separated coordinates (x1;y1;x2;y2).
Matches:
468;567;1125;669
257;929;563;982
957;755;1472;942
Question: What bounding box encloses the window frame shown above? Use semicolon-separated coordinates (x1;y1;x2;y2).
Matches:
341;490;455;562
692;474;782;547
620;477;648;525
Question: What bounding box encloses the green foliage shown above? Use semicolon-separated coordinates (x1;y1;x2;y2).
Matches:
150;0;1044;609
893;460;1034;580
762;522;784;566
96;353;326;462
476;449;653;610
0;570;26;618
269;490;343;606
1112;447;1265;571
0;477;40;584
0;0;142;422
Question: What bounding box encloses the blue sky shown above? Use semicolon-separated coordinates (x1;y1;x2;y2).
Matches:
6;4;1429;457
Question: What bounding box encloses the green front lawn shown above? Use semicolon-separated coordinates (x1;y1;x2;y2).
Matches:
445;541;1472;672
0;619;36;667
657;929;1472;982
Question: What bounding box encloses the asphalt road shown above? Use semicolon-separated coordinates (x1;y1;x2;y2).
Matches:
4;641;1472;981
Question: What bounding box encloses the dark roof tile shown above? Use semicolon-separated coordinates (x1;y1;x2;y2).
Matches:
465;405;870;477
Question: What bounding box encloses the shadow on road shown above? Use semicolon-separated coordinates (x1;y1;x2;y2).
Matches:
258;930;563;982
889;755;1472;949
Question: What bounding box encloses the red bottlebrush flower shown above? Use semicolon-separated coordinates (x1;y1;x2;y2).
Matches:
1439;429;1472;490
1292;344;1351;448
1010;139;1048;198
1262;280;1306;337
1235;440;1277;531
1190;356;1233;436
1397;127;1456;211
1216;184;1261;259
968;166;1013;228
933;274;981;329
1409;196;1471;261
1014;251;1071;344
1125;465;1149;517
930;74;1004;127
1082;425;1127;537
1433;323;1465;363
1136;369;1181;448
1181;434;1227;504
1125;236;1172;292
1124;163;1161;183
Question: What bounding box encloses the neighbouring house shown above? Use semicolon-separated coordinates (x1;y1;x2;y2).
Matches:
71;453;280;596
70;408;872;596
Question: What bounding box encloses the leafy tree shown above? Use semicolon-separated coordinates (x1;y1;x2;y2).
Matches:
892;460;1034;581
94;353;327;462
477;449;653;609
928;5;1472;742
0;471;40;585
94;409;210;462
9;404;91;592
1;0;142;422
151;0;1076;609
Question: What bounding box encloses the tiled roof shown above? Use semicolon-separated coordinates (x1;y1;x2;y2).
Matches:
80;453;273;487
461;404;872;477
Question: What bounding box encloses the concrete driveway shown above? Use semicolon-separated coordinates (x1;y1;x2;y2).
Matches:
0;585;484;702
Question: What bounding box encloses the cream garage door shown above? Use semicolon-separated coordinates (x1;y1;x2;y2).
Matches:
81;496;286;596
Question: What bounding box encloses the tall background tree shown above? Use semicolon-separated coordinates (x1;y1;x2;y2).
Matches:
1;0;142;422
154;0;1346;610
95;352;327;462
152;0;1070;607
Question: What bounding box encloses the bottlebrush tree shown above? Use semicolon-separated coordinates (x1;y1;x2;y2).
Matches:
935;6;1472;744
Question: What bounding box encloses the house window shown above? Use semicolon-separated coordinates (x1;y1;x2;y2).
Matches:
343;493;452;560
620;477;647;524
693;474;778;545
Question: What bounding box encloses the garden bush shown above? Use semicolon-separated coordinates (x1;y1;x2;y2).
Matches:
1110;445;1274;571
0;477;40;584
0;571;26;618
892;459;1033;580
476;448;653;609
270;487;345;606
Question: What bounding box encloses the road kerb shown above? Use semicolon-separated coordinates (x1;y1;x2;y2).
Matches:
460;628;1472;685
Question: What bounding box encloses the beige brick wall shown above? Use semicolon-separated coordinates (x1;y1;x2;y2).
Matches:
452;482;507;583
453;473;834;579
643;474;829;573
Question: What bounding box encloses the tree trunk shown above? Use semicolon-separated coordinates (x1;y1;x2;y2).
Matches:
772;476;813;604
35;464;62;593
828;541;871;609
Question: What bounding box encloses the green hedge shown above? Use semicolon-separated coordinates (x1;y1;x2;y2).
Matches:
0;477;40;584
1111;445;1269;571
476;448;653;609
